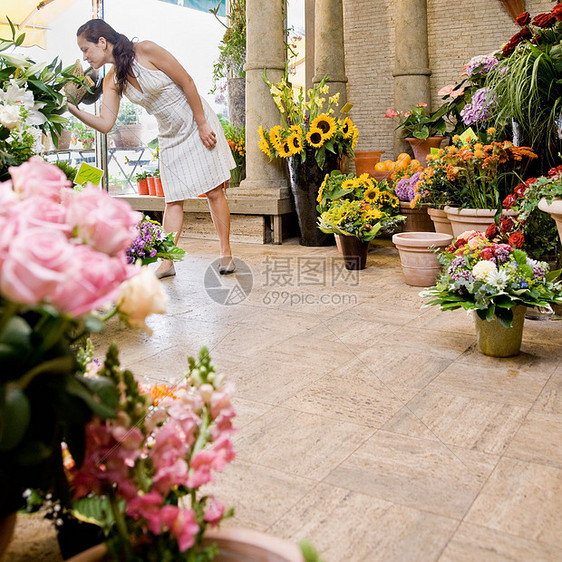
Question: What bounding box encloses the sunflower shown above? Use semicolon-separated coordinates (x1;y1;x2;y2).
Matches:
258;126;271;157
277;140;293;158
311;114;337;139
269;125;284;150
287;132;303;156
363;186;380;203
351;126;359;149
341;179;356;191
306;127;325;148
340;117;354;139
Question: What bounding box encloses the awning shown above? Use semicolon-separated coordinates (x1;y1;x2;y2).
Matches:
0;0;78;48
157;0;226;17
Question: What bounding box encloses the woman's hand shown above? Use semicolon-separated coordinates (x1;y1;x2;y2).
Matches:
198;121;217;150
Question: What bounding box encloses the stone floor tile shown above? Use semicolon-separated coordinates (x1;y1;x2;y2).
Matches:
439;522;562;562
269;483;457;562
465;457;562;547
280;359;405;428
534;367;562;415
324;430;498;519
385;389;528;454
234;406;374;480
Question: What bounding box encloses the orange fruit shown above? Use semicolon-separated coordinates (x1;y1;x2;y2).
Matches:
383;160;395;171
396;153;411;165
394;158;410;172
410;159;422;170
374;162;386;172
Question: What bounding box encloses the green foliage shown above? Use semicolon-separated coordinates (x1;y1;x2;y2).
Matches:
300;541;324;562
115;100;141;126
386;103;447;140
52;160;78;182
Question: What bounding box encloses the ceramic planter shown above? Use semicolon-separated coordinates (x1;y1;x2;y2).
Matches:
137;178;149;195
405;136;445;167
147;176;157;196
154;177;164;197
353;150;384;176
399;202;435;232
392;231;453;286
444;206;497;238
538;198;562;242
427;207;453;235
474;306;526;357
336;235;370;270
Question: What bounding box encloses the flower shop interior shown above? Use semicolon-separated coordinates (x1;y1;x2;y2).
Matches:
2;0;562;561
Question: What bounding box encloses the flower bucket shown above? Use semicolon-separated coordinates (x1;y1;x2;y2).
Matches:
405;136;445;167
137;179;149;196
392;231;453;286
337;235;369;270
147;176;157;196
154;178;164;197
427;207;453;235
353;150;384;176
399;202;435;232
474;306;526;357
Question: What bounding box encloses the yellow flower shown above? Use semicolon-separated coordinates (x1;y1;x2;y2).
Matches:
258;126;271;156
340;117;354;139
290;125;303;136
320;85;329;95
311;114;337;139
269;126;284;149
341;179;356;191
306;127;325;148
351;127;359;149
277;140;292;158
452;135;460;142
287;132;303;155
487;127;496;134
329;93;340;106
363;186;379;202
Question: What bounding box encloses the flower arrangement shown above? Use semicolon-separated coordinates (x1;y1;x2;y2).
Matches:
415;135;537;210
65;345;236;560
0;158;167;521
221;120;245;185
316;171;404;241
421;229;562;326
127;215;187;266
384;102;447;140
259;70;358;169
394;171;424;207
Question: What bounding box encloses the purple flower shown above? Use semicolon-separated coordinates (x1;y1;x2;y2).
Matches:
394;172;422;202
461;88;495;125
465;54;499;77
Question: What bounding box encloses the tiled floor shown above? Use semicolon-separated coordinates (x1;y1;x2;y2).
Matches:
8;236;562;561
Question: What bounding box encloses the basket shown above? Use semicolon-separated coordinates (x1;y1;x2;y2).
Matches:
64;61;102;105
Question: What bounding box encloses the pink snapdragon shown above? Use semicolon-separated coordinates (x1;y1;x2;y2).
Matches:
160;506;199;552
126;491;165;535
204;497;225;525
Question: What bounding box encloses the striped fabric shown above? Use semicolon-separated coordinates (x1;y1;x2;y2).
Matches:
123;59;235;201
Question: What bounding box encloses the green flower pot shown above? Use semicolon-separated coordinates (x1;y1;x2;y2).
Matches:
473;305;526;357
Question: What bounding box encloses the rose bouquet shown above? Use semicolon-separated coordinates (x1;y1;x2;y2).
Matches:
421;229;562;326
0;158;167;525
259;70;358;169
316;171;404;241
127;215;186;266
64;346;236;561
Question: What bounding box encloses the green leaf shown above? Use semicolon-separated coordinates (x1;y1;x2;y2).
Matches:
65;376;116;419
0;388;30;451
80;375;119;411
72;496;117;533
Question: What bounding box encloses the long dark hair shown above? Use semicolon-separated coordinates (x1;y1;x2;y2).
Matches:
77;20;135;96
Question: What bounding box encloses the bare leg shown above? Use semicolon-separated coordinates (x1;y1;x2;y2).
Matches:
205;184;232;264
156;200;184;276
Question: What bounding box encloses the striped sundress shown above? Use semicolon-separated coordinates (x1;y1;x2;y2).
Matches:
123;59;235;201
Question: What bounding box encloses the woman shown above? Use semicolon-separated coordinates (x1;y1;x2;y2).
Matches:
69;19;236;277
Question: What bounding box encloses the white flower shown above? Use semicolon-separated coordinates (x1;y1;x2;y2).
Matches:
0;104;21;129
486;267;509;289
2;80;34;108
116;267;168;334
473;259;497;281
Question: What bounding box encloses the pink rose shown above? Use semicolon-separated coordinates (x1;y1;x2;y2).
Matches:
0;180;15;209
1;227;73;304
50;245;135;316
14;197;70;233
9;157;71;202
65;186;142;255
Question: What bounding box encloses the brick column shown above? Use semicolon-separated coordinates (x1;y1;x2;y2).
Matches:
239;0;287;190
393;0;432;155
313;0;347;106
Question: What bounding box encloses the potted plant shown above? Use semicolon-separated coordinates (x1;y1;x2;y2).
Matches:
110;100;143;148
153;168;164;197
220;118;245;186
384;102;448;166
316;171;405;269
71;120;95;149
421;229;562;356
0;158;168;557
259;70;358;245
135;170;150;195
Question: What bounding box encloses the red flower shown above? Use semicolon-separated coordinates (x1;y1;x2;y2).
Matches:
502;33;524;56
480;247;495;260
525;177;537;186
532;13;556;28
547;165;562;179
485;223;498;239
508;232;525;249
503;193;517;209
445;244;455;253
499;216;515;234
519;27;532;39
516;11;531;26
553;4;562;22
454;237;467;249
513;182;527;197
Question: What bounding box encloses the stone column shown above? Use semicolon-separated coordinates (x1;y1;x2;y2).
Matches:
239;0;287;190
393;0;432;155
313;0;347;107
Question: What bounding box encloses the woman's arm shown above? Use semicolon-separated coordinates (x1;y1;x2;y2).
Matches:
137;41;217;149
67;69;121;134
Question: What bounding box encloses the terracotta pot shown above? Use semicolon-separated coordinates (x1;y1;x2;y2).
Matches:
65;527;304;562
353;150;384;176
444;206;497;239
405;136;445;167
154;177;164;197
427;207;453;235
337;235;369;270
392;231;453;286
538;198;562;242
372;170;393;182
474;305;526;357
399;202;435;232
147;176;157;196
137;178;149;195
